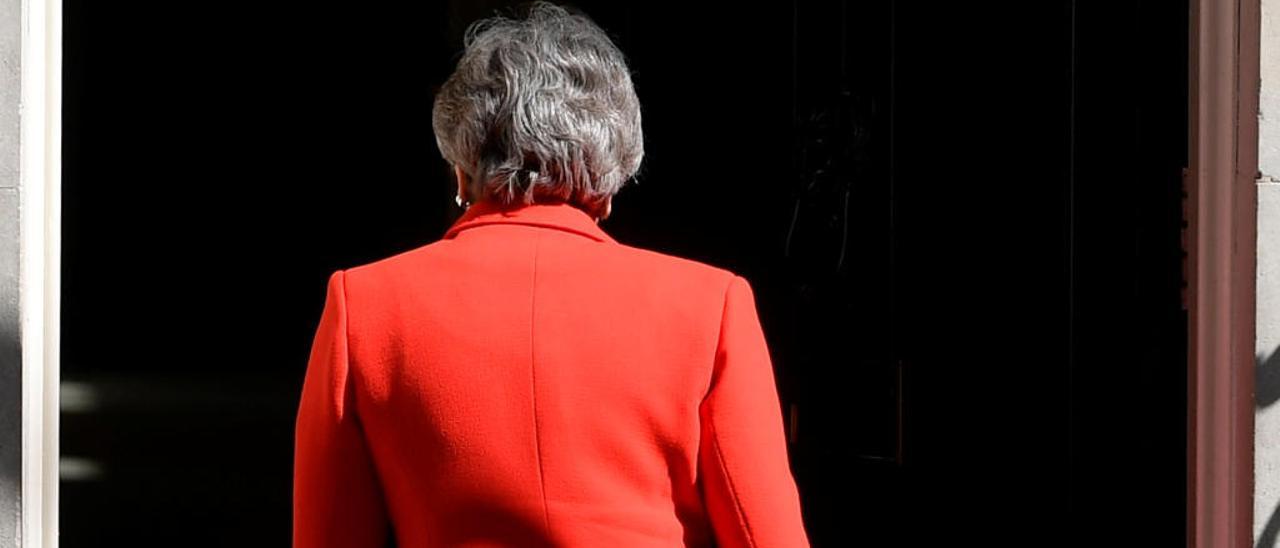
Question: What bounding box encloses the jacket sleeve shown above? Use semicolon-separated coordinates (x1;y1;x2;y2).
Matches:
294;269;392;547
699;275;811;548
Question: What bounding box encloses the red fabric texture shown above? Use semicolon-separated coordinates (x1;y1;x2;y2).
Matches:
293;200;810;547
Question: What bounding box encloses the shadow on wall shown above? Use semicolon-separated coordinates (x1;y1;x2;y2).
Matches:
1256;345;1280;548
0;281;20;546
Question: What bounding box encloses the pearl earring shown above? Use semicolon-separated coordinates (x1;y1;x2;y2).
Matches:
455;193;470;209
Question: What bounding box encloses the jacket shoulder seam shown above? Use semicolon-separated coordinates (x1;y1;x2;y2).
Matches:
706;274;760;548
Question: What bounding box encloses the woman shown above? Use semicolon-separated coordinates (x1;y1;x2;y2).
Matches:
293;3;810;547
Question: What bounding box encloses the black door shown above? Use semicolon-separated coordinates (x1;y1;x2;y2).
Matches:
61;1;1188;546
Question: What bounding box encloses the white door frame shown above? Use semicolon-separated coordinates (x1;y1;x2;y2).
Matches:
18;0;61;546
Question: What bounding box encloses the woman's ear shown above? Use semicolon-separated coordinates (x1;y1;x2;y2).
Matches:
599;196;612;221
453;165;469;202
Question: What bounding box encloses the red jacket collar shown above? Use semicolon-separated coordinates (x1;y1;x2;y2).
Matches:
443;200;618;244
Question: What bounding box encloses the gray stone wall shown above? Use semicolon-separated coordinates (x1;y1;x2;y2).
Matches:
1256;2;1280;546
0;0;20;544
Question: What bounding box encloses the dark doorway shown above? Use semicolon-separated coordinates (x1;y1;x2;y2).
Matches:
61;1;1187;546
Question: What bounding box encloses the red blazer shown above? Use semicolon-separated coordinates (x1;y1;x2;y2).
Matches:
293;199;810;547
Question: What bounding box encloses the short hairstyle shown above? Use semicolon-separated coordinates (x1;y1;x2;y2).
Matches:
431;1;644;219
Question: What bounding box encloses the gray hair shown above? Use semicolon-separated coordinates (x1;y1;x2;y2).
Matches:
431;2;644;218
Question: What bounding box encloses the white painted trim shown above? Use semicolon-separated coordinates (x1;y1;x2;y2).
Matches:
19;0;59;546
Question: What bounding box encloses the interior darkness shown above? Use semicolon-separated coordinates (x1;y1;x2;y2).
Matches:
61;1;1187;546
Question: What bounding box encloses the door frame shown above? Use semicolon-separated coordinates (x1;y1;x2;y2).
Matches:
18;0;62;546
8;1;1267;546
1186;0;1260;546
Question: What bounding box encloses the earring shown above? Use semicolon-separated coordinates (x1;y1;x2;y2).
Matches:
455;193;470;209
